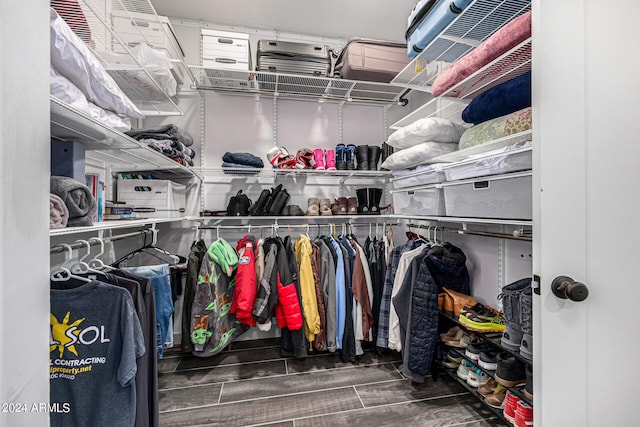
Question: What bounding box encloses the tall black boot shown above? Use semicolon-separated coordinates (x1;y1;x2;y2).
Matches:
368;145;382;171
356;145;369;171
380;142;394;170
368;187;382;215
356;188;369;214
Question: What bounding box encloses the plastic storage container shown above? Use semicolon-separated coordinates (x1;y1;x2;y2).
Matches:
391;163;446;189
391;184;445;216
117;179;186;218
441;171;532;219
202;29;251;71
442;142;532;181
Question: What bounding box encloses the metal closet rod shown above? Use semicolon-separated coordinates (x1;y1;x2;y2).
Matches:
196;221;399;231
49;229;150;254
405;223;532;242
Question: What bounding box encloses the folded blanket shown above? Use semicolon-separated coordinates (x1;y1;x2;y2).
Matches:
222;162;262;175
222;152;264;168
50;193;69;229
461;71;531;125
126;124;194;147
432;11;531;97
50;176;96;227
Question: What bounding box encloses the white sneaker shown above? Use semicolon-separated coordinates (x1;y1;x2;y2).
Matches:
456;360;473;380
467;368;489;388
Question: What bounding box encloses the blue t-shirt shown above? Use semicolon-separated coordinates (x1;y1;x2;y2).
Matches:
50;280;145;427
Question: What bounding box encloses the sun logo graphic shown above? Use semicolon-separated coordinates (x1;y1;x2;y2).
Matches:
50;312;110;358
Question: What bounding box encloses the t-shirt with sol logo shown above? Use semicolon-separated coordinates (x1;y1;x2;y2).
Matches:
50;280;145;427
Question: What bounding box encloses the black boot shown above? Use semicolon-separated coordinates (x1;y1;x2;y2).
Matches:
345;144;357;170
335;144;347;170
368;145;382;171
380;142;394;170
356;145;369;171
356;188;369;214
368;187;382;215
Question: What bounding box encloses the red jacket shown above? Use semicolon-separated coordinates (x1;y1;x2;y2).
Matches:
231;236;257;326
274;274;303;331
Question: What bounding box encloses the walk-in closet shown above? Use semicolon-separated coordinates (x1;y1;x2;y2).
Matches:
2;0;639;426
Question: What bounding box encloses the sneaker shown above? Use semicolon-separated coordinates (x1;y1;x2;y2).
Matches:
460;303;506;333
446;332;479;349
478;378;499;396
448;348;464;364
514;400;533;427
485;384;507;409
467;368;489;388
456;360;474;380
503;391;521;425
458;303;488;326
478;350;498;371
495;353;526;387
465;343;485;361
442;352;460;369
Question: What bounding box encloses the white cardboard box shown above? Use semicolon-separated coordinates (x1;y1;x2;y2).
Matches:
117;179;186;218
202;29;251;71
111;11;185;60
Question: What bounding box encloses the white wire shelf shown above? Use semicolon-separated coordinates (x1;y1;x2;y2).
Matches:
189;66;407;105
194;167;392;180
432;129;533;163
392;214;532;227
50;97;200;179
51;0;187;116
50;217;188;236
390;97;470;129
392;0;531;92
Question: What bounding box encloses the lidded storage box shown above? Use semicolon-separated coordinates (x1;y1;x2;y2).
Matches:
441;171;532;219
117;179;186;218
391;184;445;216
441;141;532;181
391;163;446;190
202;29;251;71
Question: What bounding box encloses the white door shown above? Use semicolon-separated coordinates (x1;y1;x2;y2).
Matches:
533;0;640;425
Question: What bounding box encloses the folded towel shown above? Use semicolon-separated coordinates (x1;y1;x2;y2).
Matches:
50;193;69;229
222;152;264;168
126;124;194;147
222;162;262;175
50;176;96;226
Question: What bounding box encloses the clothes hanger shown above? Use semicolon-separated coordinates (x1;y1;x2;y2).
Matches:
88;237;116;271
112;229;186;267
70;239;105;275
51;244;92;283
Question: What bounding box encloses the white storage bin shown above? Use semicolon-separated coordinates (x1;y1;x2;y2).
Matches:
391;163;446;190
442;142;532;181
111;11;185;60
442;172;532;219
117;179;186;218
202;29;251;71
391;185;445;216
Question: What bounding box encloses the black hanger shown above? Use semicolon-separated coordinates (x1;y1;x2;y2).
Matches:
112;229;187;268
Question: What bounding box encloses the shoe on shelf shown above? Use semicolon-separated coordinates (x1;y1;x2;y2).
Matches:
325;149;336;170
503;391;521;425
446;331;481;349
331;197;347;215
335;144;347;170
345;144;357;170
442;351;460;369
447;348;464;364
440;326;462;342
519;286;533;361
313;149;325;170
478;378;499;397
356;145;369;170
495;353;527;388
465;313;506;333
485;384;507;409
368;145;382;171
346;196;358;215
499;278;531;351
464;342;486;361
478;349;498;371
514;399;533;427
524;363;533;401
356;188;369;214
368;187;383;215
456;359;474;381
319;199;332;216
467;368;489;388
306;198;320;216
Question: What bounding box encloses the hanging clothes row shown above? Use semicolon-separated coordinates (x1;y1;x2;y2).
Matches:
182;223;394;363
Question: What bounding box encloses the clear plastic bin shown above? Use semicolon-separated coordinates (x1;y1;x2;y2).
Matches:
391;163;446;189
442;142;532;181
391;184;445;216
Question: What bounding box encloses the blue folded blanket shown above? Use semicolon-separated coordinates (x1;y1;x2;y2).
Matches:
462;71;531;125
222;152;264;168
222;162;262;175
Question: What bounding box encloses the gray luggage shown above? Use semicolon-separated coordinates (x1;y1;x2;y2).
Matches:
334;38;410;83
256;40;331;76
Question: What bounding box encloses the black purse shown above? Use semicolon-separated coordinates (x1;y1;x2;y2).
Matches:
226;190;252;216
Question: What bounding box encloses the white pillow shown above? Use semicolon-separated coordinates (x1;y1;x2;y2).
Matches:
381;142;458;171
51;67;132;132
387;117;467;149
49;8;144;119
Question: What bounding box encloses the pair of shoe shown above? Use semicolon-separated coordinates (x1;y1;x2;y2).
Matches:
354;145;382;171
499;278;533;361
479;379;507;409
330;197;357;215
495;353;527;388
313;149;336;171
356;188;383;215
459;303;505;333
306;198;332;216
441;327;482;349
335;144;356;170
503;391;533;426
464;343;498;371
456;360;489;388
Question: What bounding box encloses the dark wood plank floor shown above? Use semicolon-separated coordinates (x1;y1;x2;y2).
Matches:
158;339;507;427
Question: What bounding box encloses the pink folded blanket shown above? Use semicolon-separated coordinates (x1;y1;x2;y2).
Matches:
432;11;531;97
50;193;69;229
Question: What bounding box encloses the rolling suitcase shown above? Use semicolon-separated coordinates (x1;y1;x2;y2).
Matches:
256;40;331;76
406;0;474;59
334;38;410;83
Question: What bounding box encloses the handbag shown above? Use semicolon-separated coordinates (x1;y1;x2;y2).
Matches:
226;190;252;216
441;287;477;317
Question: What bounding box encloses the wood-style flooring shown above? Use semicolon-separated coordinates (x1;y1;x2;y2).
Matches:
158;338;507;427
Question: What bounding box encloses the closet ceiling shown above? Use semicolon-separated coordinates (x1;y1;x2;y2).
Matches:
150;0;417;41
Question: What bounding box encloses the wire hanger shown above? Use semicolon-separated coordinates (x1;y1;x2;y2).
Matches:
51;244;92;283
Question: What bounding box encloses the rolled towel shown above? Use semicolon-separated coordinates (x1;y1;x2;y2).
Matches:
50;176;96;227
50;193;69;229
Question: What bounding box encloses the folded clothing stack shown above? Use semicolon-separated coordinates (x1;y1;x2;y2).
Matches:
127;124;196;167
222;152;264;174
50;176;97;227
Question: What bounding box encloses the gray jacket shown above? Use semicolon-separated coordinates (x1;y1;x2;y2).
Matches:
316;239;337;352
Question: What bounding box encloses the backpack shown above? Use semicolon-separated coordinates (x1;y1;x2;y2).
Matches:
248;184;291;216
226;190;252;216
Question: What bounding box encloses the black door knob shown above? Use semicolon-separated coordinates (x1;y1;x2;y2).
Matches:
551;276;589;302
